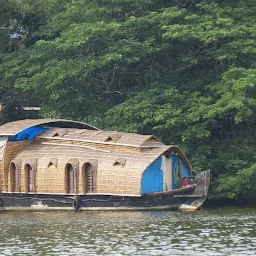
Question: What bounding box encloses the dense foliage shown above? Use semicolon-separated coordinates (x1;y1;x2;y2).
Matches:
0;0;255;202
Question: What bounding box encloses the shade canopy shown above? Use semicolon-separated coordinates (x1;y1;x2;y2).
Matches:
0;119;99;136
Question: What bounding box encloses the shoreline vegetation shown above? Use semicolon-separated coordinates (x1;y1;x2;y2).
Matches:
0;0;255;204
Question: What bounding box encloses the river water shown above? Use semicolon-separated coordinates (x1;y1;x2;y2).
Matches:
0;207;255;256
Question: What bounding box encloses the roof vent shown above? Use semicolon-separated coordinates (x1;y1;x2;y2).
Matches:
52;130;67;137
105;136;113;142
48;158;58;168
141;136;161;146
104;134;121;143
113;158;126;167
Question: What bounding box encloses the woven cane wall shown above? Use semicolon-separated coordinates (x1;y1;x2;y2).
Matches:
7;140;188;195
97;167;143;195
10;142;164;195
36;165;65;193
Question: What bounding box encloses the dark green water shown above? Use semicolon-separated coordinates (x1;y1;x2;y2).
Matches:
0;207;255;255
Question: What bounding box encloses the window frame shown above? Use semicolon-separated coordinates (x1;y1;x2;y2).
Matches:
82;163;95;193
66;163;75;194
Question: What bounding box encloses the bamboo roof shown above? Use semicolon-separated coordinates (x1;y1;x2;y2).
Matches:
2;118;192;171
0;119;99;135
40;128;163;147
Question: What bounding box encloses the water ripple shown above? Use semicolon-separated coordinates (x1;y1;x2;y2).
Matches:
0;207;255;255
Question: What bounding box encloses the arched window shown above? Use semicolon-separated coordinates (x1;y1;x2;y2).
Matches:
25;164;34;192
83;163;95;193
66;164;74;194
10;162;19;192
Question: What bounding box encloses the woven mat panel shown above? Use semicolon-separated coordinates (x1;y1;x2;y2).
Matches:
97;168;141;195
36;166;65;193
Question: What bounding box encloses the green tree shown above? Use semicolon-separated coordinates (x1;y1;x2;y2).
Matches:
0;0;255;202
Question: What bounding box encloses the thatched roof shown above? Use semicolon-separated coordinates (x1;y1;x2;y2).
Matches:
40;127;162;147
0;119;99;135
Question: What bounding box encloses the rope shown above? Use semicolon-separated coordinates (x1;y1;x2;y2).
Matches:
174;157;183;188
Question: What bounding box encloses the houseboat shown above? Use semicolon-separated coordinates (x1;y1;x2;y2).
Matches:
0;119;210;211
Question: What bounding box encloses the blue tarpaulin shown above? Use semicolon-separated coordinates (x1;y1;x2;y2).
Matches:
8;126;48;141
141;157;163;194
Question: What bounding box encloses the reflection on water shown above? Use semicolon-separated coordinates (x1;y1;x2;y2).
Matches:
0;208;255;255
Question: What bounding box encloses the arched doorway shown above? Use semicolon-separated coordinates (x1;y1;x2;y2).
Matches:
25;164;34;192
10;162;19;192
141;157;163;194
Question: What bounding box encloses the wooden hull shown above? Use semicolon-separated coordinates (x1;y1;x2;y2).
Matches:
0;170;210;211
